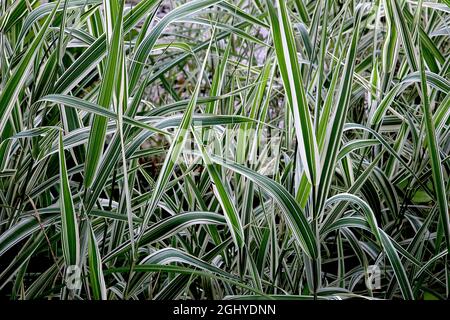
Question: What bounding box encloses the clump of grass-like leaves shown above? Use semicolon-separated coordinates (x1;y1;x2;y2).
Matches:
0;0;449;300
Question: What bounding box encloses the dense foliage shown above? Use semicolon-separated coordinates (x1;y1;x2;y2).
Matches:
0;0;449;300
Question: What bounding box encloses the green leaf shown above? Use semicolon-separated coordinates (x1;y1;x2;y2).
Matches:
266;0;320;185
59;132;80;267
87;222;107;300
